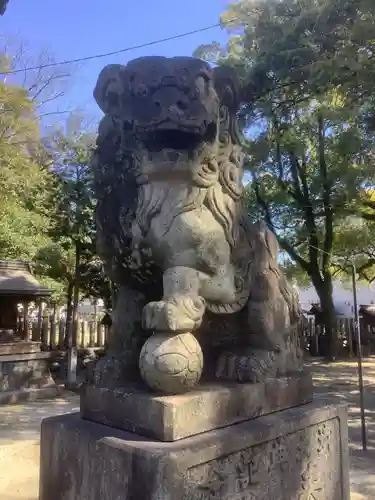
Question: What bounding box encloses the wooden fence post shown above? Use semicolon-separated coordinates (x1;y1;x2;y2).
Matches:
89;320;96;347
31;321;41;343
58;318;65;350
314;322;319;356
67;318;78;384
346;317;354;357
76;319;83;347
97;323;105;347
41;315;49;350
49;304;57;350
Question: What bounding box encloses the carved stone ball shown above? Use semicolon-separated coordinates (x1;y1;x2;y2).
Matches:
139;333;203;394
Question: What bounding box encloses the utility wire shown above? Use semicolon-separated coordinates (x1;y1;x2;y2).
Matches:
0;18;239;75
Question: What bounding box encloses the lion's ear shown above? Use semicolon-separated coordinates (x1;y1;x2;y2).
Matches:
213;65;241;111
93;64;128;115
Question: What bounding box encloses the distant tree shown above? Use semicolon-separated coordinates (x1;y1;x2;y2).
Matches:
196;0;375;357
0;36;75;122
331;199;375;285
246;93;373;355
79;256;112;310
37;117;111;316
279;260;310;289
40;120;96;324
0;79;54;261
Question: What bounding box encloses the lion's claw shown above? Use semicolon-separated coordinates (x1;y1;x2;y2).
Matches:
142;296;205;333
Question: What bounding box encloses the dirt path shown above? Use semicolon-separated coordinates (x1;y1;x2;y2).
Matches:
0;394;79;500
0;361;375;499
308;359;375;499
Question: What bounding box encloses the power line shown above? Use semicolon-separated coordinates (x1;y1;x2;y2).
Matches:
0;19;238;75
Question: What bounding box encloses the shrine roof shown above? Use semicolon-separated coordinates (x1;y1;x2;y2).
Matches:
0;260;52;298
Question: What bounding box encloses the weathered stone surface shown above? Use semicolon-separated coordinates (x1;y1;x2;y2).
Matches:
0;350;57;404
91;56;303;392
81;373;313;441
0;385;58;404
39;401;350;500
139;332;204;394
0;341;42;355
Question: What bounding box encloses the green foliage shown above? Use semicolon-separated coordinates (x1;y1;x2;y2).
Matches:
217;0;375;109
0;80;53;261
246;91;373;280
45;126;96;247
197;0;375;273
197;0;375;355
279;259;310;289
36;122;111;306
0;44;106;306
331;200;375;284
79;256;112;309
33;242;76;303
35;125;95;301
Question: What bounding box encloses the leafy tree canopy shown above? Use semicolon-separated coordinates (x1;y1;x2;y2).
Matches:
0;79;53;261
196;0;375;355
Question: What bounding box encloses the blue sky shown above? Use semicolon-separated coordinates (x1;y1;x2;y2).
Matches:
2;0;231;121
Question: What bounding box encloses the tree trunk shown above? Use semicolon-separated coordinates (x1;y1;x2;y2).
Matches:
110;281;117;311
72;242;81;327
67;242;81;385
314;275;338;359
65;281;74;347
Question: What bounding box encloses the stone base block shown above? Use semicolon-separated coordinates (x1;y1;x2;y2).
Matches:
0;341;42;355
0;385;59;404
81;372;313;441
0;348;58;404
39;401;349;500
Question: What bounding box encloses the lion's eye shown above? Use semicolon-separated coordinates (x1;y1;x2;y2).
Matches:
137;84;149;97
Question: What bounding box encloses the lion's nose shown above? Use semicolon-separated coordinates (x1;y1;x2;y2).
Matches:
168;104;182;117
168;101;187;117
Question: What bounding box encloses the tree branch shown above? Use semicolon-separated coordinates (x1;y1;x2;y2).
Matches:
279;237;311;273
252;173;311;272
358;259;375;275
317;113;333;273
253;178;275;231
289;151;320;273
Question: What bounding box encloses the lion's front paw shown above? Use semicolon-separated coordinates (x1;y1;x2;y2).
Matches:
142;296;205;333
215;349;278;383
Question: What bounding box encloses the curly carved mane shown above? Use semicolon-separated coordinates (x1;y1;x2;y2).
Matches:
133;65;246;256
92;58;299;323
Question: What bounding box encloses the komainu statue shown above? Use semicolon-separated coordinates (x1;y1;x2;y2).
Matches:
91;56;303;393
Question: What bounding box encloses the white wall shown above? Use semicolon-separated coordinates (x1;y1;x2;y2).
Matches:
296;279;375;317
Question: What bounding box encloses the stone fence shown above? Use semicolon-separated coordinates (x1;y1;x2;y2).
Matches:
24;318;109;351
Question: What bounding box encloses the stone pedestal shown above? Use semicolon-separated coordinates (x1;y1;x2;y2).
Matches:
39;401;349;500
81;373;313;441
0;342;58;404
40;374;350;500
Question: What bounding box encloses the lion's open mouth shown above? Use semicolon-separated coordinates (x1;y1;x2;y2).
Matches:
141;123;217;152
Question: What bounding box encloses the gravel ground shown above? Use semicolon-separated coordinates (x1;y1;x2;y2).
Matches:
0;360;375;499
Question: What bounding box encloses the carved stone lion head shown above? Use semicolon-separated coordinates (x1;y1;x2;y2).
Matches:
93;56;241;152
